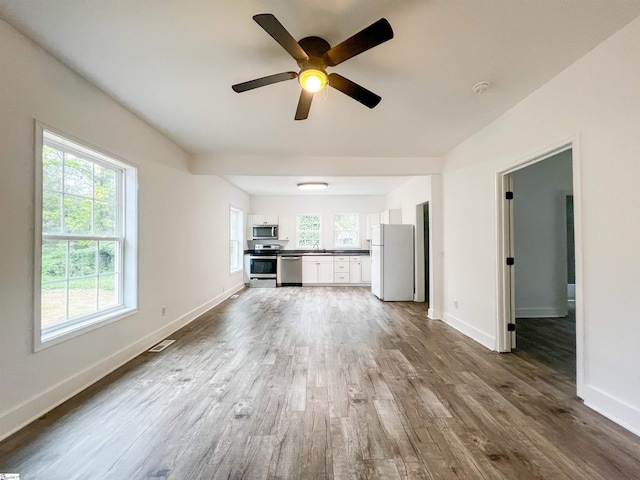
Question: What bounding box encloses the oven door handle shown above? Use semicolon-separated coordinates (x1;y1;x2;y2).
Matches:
250;255;277;260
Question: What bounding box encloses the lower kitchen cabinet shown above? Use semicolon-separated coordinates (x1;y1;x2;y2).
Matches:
334;272;349;283
300;254;371;285
361;255;372;283
349;256;362;283
302;256;334;284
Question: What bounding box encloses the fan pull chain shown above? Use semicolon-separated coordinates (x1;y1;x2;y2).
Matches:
322;85;330;101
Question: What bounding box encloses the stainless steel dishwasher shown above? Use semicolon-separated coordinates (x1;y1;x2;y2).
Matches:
280;255;302;286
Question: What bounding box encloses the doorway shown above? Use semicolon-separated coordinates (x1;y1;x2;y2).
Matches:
497;142;583;392
423;202;430;306
415;202;430;305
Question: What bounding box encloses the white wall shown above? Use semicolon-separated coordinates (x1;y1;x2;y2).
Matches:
0;20;249;440
512;150;573;318
441;17;640;435
250;195;386;250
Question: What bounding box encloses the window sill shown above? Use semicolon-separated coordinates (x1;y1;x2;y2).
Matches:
35;307;138;352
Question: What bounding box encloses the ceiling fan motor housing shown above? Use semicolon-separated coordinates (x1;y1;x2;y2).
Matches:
297;36;331;68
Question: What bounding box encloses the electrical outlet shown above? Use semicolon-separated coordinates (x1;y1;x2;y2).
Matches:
161;306;166;317
454;299;459;309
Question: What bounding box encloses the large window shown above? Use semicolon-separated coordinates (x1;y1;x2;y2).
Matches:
334;213;360;247
296;214;321;248
229;206;243;274
36;127;137;346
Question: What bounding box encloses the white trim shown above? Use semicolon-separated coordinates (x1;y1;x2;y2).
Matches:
33;121;139;351
296;212;322;249
229;205;244;274
333;212;361;248
494;134;585;397
35;308;138;352
443;313;495;350
0;284;245;442
427;308;441;320
583;385;640;438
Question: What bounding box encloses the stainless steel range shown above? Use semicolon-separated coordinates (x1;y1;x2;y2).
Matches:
249;244;280;288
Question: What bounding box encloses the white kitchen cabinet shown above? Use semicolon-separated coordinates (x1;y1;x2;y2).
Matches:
361;255;372;283
278;214;293;241
249;214;279;226
334;260;349;274
318;261;334;283
366;213;380;240
334;257;350;284
334;272;349;283
302;256;334;284
349;256;362;283
380;209;402;225
302;261;317;284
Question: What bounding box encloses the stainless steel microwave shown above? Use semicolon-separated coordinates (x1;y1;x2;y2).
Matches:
252;224;278;240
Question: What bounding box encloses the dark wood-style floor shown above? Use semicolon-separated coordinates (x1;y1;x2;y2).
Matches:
2;288;640;479
514;303;577;382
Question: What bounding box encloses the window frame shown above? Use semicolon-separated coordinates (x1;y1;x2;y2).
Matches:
296;213;322;249
229;206;244;274
34;123;138;351
333;212;361;248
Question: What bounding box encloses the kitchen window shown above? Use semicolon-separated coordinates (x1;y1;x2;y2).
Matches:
296;213;321;248
334;212;360;247
229;206;243;274
35;126;138;348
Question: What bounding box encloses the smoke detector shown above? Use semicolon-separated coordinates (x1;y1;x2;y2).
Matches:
472;81;491;94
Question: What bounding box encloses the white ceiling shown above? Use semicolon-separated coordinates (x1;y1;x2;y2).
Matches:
1;0;639;195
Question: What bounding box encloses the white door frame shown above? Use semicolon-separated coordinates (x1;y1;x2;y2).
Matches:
495;136;585;397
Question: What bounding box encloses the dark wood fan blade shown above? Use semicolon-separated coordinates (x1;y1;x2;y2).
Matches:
253;14;309;62
295;90;313;120
328;73;381;108
232;72;297;93
323;18;393;67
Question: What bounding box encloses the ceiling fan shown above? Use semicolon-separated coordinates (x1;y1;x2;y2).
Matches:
232;14;394;120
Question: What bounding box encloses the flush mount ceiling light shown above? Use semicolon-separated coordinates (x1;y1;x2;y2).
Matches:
297;182;329;190
298;68;328;93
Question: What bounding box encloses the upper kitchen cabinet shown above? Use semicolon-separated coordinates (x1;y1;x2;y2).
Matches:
249;214;279;226
278;214;293;241
380;209;402;225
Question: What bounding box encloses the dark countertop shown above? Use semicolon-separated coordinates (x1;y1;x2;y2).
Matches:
245;249;370;256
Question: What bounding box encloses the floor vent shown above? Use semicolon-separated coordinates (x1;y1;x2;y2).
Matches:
231;294;239;299
149;339;175;352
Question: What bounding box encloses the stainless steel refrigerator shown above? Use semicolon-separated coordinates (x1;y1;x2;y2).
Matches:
371;224;414;301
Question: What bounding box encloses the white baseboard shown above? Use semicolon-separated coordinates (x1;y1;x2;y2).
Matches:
442;312;495;350
428;308;442;320
583;384;640;438
0;283;244;441
515;306;568;318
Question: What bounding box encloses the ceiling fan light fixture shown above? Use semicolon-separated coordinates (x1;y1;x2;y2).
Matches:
298;68;328;93
297;182;329;190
